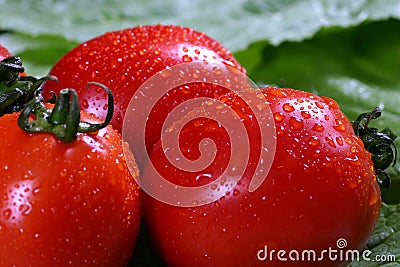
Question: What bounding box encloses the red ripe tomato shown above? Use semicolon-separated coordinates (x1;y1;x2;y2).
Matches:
142;87;381;267
0;44;12;60
0;111;141;266
42;25;245;166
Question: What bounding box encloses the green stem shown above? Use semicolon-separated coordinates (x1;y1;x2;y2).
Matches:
0;56;56;116
18;83;114;142
352;107;397;188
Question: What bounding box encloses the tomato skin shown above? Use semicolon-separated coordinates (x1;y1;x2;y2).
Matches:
142;87;381;267
0;112;141;266
42;25;245;160
0;44;12;60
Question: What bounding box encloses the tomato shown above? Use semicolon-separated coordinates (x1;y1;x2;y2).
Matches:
142;86;381;267
0;44;12;60
0;108;141;266
42;24;245;166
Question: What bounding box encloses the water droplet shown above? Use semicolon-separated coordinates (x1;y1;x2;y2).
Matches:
213;66;223;75
257;102;269;111
0;223;7;234
60;169;68;177
289;117;303;130
3;209;12;220
333;120;345;132
308;137;320;147
336;137;344;146
19;202;33;215
273;112;285;123
270;89;287;97
82;99;89;109
139;49;147;56
315;102;325;109
233;189;240;196
153;48;161;55
345;137;352;144
182;55;192;62
325;137;336;148
196;173;212;182
312;123;324;132
301;111;311;119
181;85;191;94
23;170;34;180
368;184;378;206
160;67;173;78
283;103;294;112
347;180;358;189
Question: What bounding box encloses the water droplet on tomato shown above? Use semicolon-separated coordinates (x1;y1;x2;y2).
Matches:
213;66;223;76
283;103;294;112
81;99;89;109
336;137;344;146
345;137;353;144
315;102;324;109
270;89;287;97
325;137;336;148
347;180;358;189
182;55;192;62
308;137;320;147
0;223;7;234
368;184;379;206
3;209;12;220
274;112;285;122
60;169;68;177
153;48;161;55
333;120;345;132
257;102;269;111
139;49;147;56
233;189;240;197
23;170;34;180
160;67;173;78
312;123;324;132
19;202;33;215
182;85;191;94
289;117;303;130
301;111;311;119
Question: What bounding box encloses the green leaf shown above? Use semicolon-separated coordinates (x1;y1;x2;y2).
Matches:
1;0;399;51
1;0;399;76
349;203;400;266
236;19;400;202
0;33;78;76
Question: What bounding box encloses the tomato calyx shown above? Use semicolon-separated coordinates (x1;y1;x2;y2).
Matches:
18;82;114;142
352;107;397;188
0;56;54;116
